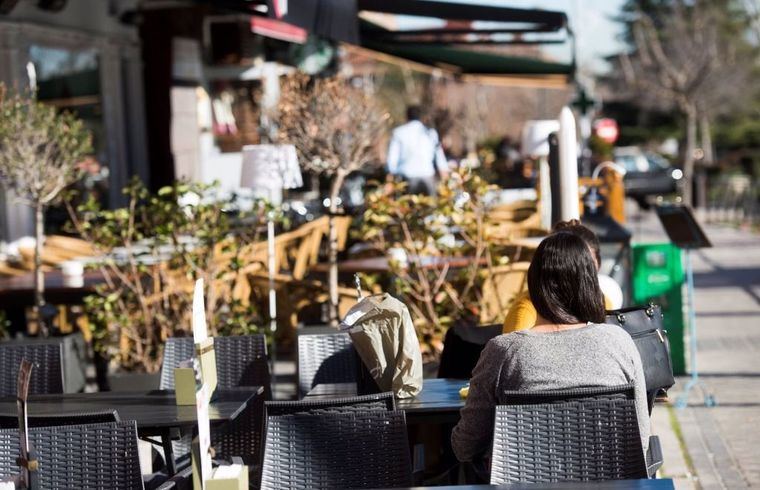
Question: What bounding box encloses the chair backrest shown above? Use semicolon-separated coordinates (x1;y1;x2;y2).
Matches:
479;262;530;324
160;335;271;398
0;410;119;429
0;421;143;489
490;384;648;484
260;410;412;489
0;343;64;396
437;323;503;379
296;331;356;398
265;392;395;417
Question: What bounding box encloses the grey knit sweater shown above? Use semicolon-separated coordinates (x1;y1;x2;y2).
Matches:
451;323;650;462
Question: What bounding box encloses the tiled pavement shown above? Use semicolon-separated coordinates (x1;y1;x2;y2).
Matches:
630;207;760;489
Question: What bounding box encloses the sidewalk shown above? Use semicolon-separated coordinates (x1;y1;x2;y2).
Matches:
630;207;760;489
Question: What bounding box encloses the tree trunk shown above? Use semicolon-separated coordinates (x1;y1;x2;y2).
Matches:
682;107;697;207
694;112;713;209
34;202;48;336
327;171;347;327
699;113;714;166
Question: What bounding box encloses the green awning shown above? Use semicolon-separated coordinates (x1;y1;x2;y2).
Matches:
362;41;573;77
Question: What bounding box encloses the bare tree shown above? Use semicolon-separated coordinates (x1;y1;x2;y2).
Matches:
618;1;752;206
278;74;389;325
0;86;91;335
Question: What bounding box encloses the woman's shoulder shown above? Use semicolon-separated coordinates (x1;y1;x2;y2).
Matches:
587;322;639;350
485;332;523;352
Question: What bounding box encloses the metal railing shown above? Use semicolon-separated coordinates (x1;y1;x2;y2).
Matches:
705;175;760;227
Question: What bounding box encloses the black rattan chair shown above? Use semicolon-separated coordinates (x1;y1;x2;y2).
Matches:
260;410;412;489
490;384;662;484
160;335;271;396
0;409;119;429
296;331;356;398
437;323;502;379
0;342;64;396
0;421;143;489
265;392;395;417
159;335;269;467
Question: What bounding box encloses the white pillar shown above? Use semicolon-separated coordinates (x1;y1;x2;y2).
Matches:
558;107;580;221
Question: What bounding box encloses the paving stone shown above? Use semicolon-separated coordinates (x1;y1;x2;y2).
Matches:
632;207;760;489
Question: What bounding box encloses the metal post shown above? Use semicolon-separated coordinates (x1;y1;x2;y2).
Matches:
267;212;277;392
548;132;562;226
676;248;716;408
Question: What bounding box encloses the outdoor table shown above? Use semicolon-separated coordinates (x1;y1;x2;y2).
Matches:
372;479;675;489
312;256;487;275
0;270;104;335
0;270;103;308
508;236;546;249
0;387;262;475
306;378;468;424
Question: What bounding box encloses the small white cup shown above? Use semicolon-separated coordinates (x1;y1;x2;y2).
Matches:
61;260;84;287
387;247;409;270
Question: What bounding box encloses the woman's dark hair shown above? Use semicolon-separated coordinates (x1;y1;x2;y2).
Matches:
528;232;605;325
552;219;601;267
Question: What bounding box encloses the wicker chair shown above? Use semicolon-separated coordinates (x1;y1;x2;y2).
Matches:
160;335;271;397
260;410;412;489
490;384;662;484
265;392;395;417
0;421;143;489
296;331;356;398
0;343;63;396
159;335;269;467
0;409;119;429
437;323;503;379
479;262;530;325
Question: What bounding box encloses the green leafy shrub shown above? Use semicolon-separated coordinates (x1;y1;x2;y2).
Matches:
68;179;271;373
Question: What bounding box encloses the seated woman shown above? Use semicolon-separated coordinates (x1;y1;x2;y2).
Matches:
502;219;623;334
452;232;649;463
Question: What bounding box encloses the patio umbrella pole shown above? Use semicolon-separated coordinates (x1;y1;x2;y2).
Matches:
267;213;277;391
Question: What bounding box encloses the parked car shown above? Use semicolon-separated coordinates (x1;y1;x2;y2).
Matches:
613;147;683;208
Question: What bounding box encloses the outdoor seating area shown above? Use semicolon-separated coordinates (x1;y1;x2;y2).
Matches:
1;0;759;489
0;318;676;489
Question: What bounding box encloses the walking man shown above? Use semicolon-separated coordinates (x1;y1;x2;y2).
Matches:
386;106;449;195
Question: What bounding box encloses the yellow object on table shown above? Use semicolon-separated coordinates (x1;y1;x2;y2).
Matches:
459;385;469;399
206;464;249;490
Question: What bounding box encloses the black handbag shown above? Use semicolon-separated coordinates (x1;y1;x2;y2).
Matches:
605;304;675;394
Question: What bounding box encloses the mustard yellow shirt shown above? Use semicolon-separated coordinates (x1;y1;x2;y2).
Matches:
503;291;613;334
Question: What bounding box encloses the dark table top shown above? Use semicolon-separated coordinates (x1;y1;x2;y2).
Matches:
0;387;261;434
372;479;674;489
0;270;103;307
306;378;468;414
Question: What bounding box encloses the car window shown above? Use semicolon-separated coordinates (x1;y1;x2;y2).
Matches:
615;155;641;173
646;153;669;170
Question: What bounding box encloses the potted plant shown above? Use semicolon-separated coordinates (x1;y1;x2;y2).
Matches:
67;179;270;389
359;169;499;361
277;74;389;326
0;85;91;336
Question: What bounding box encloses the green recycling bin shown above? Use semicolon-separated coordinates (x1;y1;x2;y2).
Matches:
631;243;686;375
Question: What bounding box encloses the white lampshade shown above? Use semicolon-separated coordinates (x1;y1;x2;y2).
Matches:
241;144;303;194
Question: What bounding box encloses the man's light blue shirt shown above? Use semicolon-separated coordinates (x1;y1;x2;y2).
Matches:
386;120;448;178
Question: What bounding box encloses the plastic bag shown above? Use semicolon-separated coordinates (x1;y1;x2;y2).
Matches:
340;293;423;398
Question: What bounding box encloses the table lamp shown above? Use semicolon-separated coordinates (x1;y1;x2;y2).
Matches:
240;144;303;383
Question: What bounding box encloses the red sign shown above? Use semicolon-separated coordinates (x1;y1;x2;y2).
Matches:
594;118;619;144
251;17;307;44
